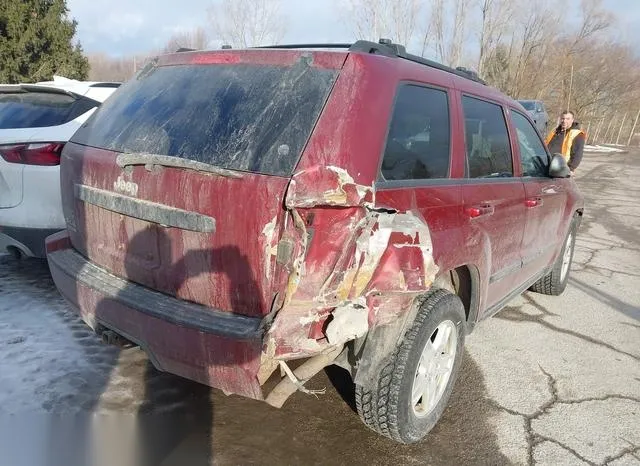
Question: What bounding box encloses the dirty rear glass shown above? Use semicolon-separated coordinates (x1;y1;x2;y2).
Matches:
71;61;339;176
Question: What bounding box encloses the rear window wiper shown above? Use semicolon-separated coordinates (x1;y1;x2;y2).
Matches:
116;153;243;178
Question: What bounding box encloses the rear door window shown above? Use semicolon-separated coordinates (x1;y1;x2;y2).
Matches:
0;92;79;129
380;85;451;181
71;62;339;177
462;96;513;178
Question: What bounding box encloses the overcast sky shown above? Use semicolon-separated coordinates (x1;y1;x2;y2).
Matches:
67;0;640;58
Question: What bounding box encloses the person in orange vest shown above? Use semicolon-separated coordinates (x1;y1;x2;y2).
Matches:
545;111;586;175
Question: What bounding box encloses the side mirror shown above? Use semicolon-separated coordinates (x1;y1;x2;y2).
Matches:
548;153;571;178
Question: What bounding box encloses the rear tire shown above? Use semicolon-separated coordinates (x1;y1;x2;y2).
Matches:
355;289;466;444
529;217;578;296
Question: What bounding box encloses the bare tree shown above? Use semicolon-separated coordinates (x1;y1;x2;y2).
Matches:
568;0;612;55
448;0;470;66
208;0;286;48
429;0;446;62
163;27;209;53
480;0;567;99
426;0;472;67
475;0;514;75
341;0;423;46
88;52;158;82
88;54;138;81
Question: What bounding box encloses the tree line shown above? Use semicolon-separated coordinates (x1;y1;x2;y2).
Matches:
343;0;640;144
2;0;638;144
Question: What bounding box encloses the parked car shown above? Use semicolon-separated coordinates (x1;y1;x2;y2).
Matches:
518;99;549;134
0;76;119;258
46;40;583;443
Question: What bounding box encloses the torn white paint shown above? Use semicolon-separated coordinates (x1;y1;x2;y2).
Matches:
326;165;355;183
327;165;374;203
325;298;369;345
286;166;374;209
385;212;439;288
261;216;278;280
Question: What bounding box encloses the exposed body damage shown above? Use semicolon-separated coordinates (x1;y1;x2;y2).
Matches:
46;44;586;443
259;166;439;398
284;165;374;208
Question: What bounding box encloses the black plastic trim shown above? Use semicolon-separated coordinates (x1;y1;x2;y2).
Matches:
47;248;263;340
76;184;216;233
375;177;521;190
252;40;485;83
482;266;550;320
376;178;458;189
255;43;352;50
489;260;522;284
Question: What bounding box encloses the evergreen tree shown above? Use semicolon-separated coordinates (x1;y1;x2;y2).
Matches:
0;0;89;83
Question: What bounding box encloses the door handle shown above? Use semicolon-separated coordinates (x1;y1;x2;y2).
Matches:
467;204;495;218
526;198;543;208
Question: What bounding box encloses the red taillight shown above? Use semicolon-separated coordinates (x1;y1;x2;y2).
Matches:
0;143;64;166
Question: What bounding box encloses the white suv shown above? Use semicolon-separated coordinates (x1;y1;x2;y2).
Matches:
0;76;119;258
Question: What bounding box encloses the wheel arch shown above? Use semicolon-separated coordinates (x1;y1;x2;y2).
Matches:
351;266;479;388
434;264;481;333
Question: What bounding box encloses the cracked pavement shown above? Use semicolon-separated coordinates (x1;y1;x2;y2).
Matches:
0;150;638;466
468;150;640;465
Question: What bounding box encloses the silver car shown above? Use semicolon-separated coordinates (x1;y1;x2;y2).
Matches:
518;99;549;134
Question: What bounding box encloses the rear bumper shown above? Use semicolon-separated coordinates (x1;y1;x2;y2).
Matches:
0;226;62;258
45;231;265;399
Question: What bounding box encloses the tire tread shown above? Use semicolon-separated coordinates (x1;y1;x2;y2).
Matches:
355;289;455;443
530;216;578;296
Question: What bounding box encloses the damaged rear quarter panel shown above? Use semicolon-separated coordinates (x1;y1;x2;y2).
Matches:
266;183;468;362
263;55;470;368
266;198;443;359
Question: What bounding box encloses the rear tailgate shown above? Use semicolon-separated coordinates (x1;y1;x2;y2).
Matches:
64;50;345;318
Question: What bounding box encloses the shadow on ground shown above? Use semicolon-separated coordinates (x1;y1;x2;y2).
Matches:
1;254;509;465
154;350;510;465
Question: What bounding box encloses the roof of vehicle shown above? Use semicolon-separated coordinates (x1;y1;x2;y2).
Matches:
165;39;518;108
0;76;121;103
163;39;517;107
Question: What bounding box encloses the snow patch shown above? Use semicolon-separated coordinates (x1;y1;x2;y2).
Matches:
584;145;626;153
0;257;119;414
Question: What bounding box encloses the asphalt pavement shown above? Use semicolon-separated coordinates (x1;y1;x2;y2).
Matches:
0;149;638;466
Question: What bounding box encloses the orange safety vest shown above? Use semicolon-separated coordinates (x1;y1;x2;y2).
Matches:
545;128;587;162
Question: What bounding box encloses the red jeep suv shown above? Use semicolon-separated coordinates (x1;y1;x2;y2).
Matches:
46;40;583;443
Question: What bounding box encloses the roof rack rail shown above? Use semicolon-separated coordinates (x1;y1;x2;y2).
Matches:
350;39;486;84
253;43;353;50
248;40;486;84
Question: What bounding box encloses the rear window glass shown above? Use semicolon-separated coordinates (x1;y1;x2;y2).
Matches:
0;92;77;129
380;85;451;181
71;62;339;177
